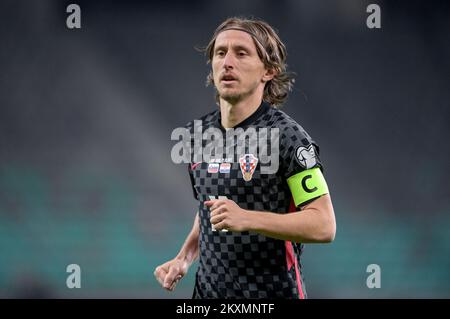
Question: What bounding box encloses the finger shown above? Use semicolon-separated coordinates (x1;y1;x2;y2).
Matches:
154;265;168;278
210;205;226;217
168;275;183;291
210;212;226;225
204;200;216;207
163;266;181;289
210;202;227;214
154;266;168;287
214;220;228;231
205;200;222;210
205;199;226;211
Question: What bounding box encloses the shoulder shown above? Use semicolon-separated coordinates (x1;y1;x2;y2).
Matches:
270;108;315;148
273;108;323;173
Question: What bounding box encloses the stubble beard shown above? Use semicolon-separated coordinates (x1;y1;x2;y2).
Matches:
217;84;258;105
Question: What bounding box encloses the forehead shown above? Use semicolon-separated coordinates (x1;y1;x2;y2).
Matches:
214;29;257;50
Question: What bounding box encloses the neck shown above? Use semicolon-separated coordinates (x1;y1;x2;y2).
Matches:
219;94;263;129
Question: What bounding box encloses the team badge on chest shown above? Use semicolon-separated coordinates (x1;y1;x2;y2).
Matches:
239;154;258;182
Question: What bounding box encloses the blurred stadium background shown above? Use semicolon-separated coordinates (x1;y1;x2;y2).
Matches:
0;0;449;298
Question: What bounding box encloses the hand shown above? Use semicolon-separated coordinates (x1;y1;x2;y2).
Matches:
154;258;189;291
205;199;252;232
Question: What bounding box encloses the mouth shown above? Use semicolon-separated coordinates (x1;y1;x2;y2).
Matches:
220;74;238;83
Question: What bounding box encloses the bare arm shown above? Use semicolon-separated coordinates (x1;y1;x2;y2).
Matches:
207;194;336;243
154;212;200;291
248;194;335;243
175;212;200;264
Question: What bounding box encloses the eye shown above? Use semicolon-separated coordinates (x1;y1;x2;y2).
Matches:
238;51;247;57
216;50;226;57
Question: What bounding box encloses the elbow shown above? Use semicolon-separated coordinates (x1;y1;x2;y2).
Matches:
318;200;336;243
321;227;336;243
317;219;336;243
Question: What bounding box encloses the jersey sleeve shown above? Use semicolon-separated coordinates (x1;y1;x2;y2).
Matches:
183;119;199;201
279;123;329;207
187;163;199;200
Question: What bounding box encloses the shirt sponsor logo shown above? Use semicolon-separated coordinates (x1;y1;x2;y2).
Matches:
207;163;219;174
170;121;280;175
191;162;201;170
209;158;233;164
219;163;231;174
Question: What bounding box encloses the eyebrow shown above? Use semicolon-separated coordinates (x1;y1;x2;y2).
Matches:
214;44;253;53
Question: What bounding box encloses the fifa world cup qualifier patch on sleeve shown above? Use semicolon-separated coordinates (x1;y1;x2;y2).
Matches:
295;144;317;169
287;167;329;207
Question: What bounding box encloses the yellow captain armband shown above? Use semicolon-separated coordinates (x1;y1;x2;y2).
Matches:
287;167;329;207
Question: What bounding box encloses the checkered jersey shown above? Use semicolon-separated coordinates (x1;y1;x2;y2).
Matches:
185;102;323;299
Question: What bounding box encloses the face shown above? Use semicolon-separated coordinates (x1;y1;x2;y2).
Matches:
212;30;274;104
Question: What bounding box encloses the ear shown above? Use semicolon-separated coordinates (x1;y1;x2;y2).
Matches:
262;68;277;83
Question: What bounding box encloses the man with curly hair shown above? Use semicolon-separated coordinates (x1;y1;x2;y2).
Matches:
155;17;336;299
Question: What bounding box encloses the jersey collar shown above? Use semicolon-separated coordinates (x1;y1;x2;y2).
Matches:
214;101;271;131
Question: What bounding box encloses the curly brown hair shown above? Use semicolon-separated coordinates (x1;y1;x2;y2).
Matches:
203;17;295;107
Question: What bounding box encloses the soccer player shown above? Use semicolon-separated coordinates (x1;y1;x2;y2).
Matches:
154;17;336;299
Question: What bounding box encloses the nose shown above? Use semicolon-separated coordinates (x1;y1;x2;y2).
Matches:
223;51;235;70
